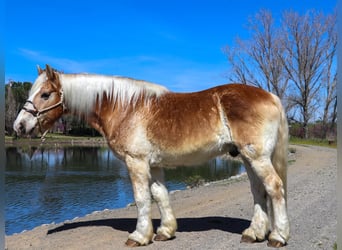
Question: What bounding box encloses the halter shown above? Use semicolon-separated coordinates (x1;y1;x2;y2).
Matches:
22;90;65;142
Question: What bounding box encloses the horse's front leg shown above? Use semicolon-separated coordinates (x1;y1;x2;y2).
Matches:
125;156;154;247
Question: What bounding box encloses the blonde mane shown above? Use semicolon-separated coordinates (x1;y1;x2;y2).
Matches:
56;73;169;115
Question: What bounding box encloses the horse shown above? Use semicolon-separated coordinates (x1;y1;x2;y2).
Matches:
13;64;289;247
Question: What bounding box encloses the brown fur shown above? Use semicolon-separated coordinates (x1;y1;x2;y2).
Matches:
147;91;222;151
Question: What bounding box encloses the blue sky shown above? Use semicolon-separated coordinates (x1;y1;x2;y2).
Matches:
6;0;336;92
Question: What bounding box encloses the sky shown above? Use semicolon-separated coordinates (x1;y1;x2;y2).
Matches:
5;0;337;92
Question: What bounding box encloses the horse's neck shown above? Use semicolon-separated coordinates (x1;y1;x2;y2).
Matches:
60;73;169;117
60;74;115;116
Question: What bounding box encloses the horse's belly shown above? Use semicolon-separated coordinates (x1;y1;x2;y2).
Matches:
147;118;234;167
149;141;231;167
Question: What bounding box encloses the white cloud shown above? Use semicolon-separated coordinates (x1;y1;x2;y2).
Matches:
18;48;96;72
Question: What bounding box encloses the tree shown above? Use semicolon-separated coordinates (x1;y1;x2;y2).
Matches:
281;10;336;138
5;82;17;135
320;12;337;138
5;81;32;135
223;10;290;112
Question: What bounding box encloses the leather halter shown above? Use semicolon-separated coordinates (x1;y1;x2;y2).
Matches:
22;90;65;141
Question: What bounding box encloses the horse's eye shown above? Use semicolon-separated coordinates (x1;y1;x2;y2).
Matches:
41;93;50;100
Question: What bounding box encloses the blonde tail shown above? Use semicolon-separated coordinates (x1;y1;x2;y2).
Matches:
271;96;289;201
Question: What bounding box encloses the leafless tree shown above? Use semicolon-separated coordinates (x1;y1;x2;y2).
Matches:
320;13;337;138
223;10;290;111
281;10;336;138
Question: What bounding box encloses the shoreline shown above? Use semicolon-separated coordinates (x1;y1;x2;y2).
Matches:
5;135;107;147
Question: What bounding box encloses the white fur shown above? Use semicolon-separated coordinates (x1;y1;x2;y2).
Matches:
13;109;39;136
28;73;49;96
13;83;43;136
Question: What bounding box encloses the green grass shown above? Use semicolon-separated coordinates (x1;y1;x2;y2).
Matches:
40;134;103;140
5;133;105;146
6;133;102;140
289;137;337;148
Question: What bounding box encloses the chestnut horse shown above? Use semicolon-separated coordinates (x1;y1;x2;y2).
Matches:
13;65;289;247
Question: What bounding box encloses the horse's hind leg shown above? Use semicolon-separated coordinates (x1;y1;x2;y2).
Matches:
246;156;289;247
241;159;270;243
150;167;177;241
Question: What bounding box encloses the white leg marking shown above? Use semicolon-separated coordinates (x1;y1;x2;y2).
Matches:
125;156;153;245
151;168;177;239
251;158;290;244
242;160;269;242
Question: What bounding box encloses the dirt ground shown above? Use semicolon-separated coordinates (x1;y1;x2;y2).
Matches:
6;145;337;250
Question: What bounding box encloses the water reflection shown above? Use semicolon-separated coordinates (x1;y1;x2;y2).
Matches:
6;146;244;235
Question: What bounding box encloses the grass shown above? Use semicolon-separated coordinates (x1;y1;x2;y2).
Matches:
289;137;337;148
6;133;103;140
184;175;206;188
5;133;106;147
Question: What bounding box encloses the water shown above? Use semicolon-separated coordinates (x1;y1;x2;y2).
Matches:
5;146;244;235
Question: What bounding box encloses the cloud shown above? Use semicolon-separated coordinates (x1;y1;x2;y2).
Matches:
18;48;95;72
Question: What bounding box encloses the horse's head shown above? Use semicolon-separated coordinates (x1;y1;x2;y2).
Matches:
13;64;65;139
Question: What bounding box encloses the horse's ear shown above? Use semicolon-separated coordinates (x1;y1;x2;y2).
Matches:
45;64;55;79
45;64;61;88
37;65;43;75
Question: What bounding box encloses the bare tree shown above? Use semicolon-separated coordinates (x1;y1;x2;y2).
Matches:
281;10;336;138
223;10;290;111
330;96;337;131
320;12;337;138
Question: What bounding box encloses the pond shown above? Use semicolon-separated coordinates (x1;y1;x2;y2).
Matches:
5;146;244;235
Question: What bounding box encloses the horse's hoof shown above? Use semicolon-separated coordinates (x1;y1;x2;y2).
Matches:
125;239;141;247
240;235;255;243
154;234;170;241
267;239;286;248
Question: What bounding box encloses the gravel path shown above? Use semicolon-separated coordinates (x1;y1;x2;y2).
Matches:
6;145;337;250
